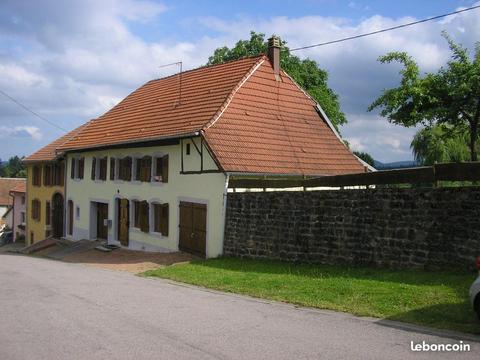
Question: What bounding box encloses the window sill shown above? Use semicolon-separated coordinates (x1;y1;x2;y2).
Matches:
150;181;166;186
94;179;106;184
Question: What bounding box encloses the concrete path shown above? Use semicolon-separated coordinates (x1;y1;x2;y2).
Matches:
0;254;478;360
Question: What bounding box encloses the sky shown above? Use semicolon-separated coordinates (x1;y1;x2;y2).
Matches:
0;0;479;163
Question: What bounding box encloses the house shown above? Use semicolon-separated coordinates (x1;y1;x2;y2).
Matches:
26;37;366;257
0;178;26;230
23;125;87;245
9;181;26;242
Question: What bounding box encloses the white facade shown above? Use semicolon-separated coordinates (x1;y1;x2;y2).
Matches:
65;137;228;258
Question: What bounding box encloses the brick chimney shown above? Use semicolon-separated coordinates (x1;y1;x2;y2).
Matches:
267;36;281;79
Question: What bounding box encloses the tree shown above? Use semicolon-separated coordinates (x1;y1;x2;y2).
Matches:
369;32;480;161
353;151;375;167
410;125;470;165
0;156;26;178
208;32;347;129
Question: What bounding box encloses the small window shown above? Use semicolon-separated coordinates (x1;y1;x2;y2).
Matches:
31;199;41;221
20;212;25;224
119;157;132;181
45;201;51;226
71;157;85;180
135;156;151;182
78;158;84;179
33;166;41;186
91;157;97;180
21;196;25;205
110;158;116;180
153;155;168;183
153;203;169;236
186;143;191;155
76;206;80;219
133;200;149;232
52;162;64;186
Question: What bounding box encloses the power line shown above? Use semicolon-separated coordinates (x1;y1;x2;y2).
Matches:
0;89;67;132
290;4;480;51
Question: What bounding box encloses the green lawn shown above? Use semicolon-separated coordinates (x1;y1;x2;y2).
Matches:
143;257;480;334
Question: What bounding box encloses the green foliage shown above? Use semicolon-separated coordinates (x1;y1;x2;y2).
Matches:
369;32;480;161
411;125;471;165
144;257;478;334
353;151;375;166
0;156;26;178
207;31;346;129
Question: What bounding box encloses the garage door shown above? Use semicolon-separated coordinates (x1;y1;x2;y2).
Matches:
179;202;206;257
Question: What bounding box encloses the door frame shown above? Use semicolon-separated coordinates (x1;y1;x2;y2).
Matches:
89;199;109;241
177;196;209;257
116;197;130;247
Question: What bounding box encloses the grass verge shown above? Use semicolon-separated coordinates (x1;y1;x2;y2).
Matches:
143;257;479;334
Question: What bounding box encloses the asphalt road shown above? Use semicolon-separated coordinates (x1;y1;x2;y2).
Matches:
0;254;478;360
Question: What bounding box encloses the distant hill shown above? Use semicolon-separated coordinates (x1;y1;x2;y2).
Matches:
373;160;419;170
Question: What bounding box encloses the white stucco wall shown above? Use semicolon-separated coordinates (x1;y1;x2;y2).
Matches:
65;137;228;258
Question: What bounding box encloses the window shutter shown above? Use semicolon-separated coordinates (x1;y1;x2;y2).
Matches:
91;157;96;180
70;159;74;179
160;203;169;236
162;155;168;183
135;158;141;181
78;158;85;179
100;157;107;180
110;158;115;180
140;201;149;233
134;201;140;228
125;157;132;181
46;201;51;226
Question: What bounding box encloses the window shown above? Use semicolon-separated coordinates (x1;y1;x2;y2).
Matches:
52;163;64;186
33;166;41;186
119;157;132;181
76;206;80;219
91;157;108;181
153;155;169;183
135;156;152;182
45;201;51;226
186;143;191;155
153;203;169;236
31;199;41;221
71;157;85;180
133;200;149;233
20;211;25;224
110;158;116;180
21;196;25;205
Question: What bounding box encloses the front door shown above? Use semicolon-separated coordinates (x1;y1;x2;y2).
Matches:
52;193;64;238
117;199;129;246
179;202;207;257
96;203;108;240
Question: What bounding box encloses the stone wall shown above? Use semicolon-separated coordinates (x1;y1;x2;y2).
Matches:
224;187;480;270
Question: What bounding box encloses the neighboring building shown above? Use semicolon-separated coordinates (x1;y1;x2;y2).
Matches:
28;37;366;257
9;181;26;242
23;125;86;245
0;178;25;229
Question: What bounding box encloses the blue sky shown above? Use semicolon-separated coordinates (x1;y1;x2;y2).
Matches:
0;0;479;162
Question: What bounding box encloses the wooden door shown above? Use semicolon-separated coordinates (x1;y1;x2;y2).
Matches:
96;203;108;240
117;199;129;246
179;202;206;256
52;193;64;238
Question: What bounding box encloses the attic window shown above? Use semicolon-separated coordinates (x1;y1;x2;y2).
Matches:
135;156;152;182
153;155;168;183
186;143;191;155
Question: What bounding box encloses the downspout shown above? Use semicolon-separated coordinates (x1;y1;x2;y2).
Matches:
10;193;15;242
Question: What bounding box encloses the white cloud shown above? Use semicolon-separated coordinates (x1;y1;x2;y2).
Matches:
0;126;42;140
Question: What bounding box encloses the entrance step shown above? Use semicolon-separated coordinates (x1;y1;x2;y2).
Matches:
19;238;58;254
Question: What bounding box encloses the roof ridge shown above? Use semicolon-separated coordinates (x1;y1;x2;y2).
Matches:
202;55;267;131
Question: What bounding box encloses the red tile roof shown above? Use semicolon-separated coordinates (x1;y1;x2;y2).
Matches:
10;181;26;194
42;55;364;176
58;56;263;151
0;178;25;206
24;123;90;163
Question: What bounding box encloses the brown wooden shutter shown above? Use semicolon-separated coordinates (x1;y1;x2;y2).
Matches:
140;201;149;233
134;201;140;228
110;158;115;180
59;162;65;185
70;159;75;179
100;157;107;180
46;201;51;226
91;157;96;180
160;203;169;236
125;157;132;181
78;158;84;179
162;155;168;183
